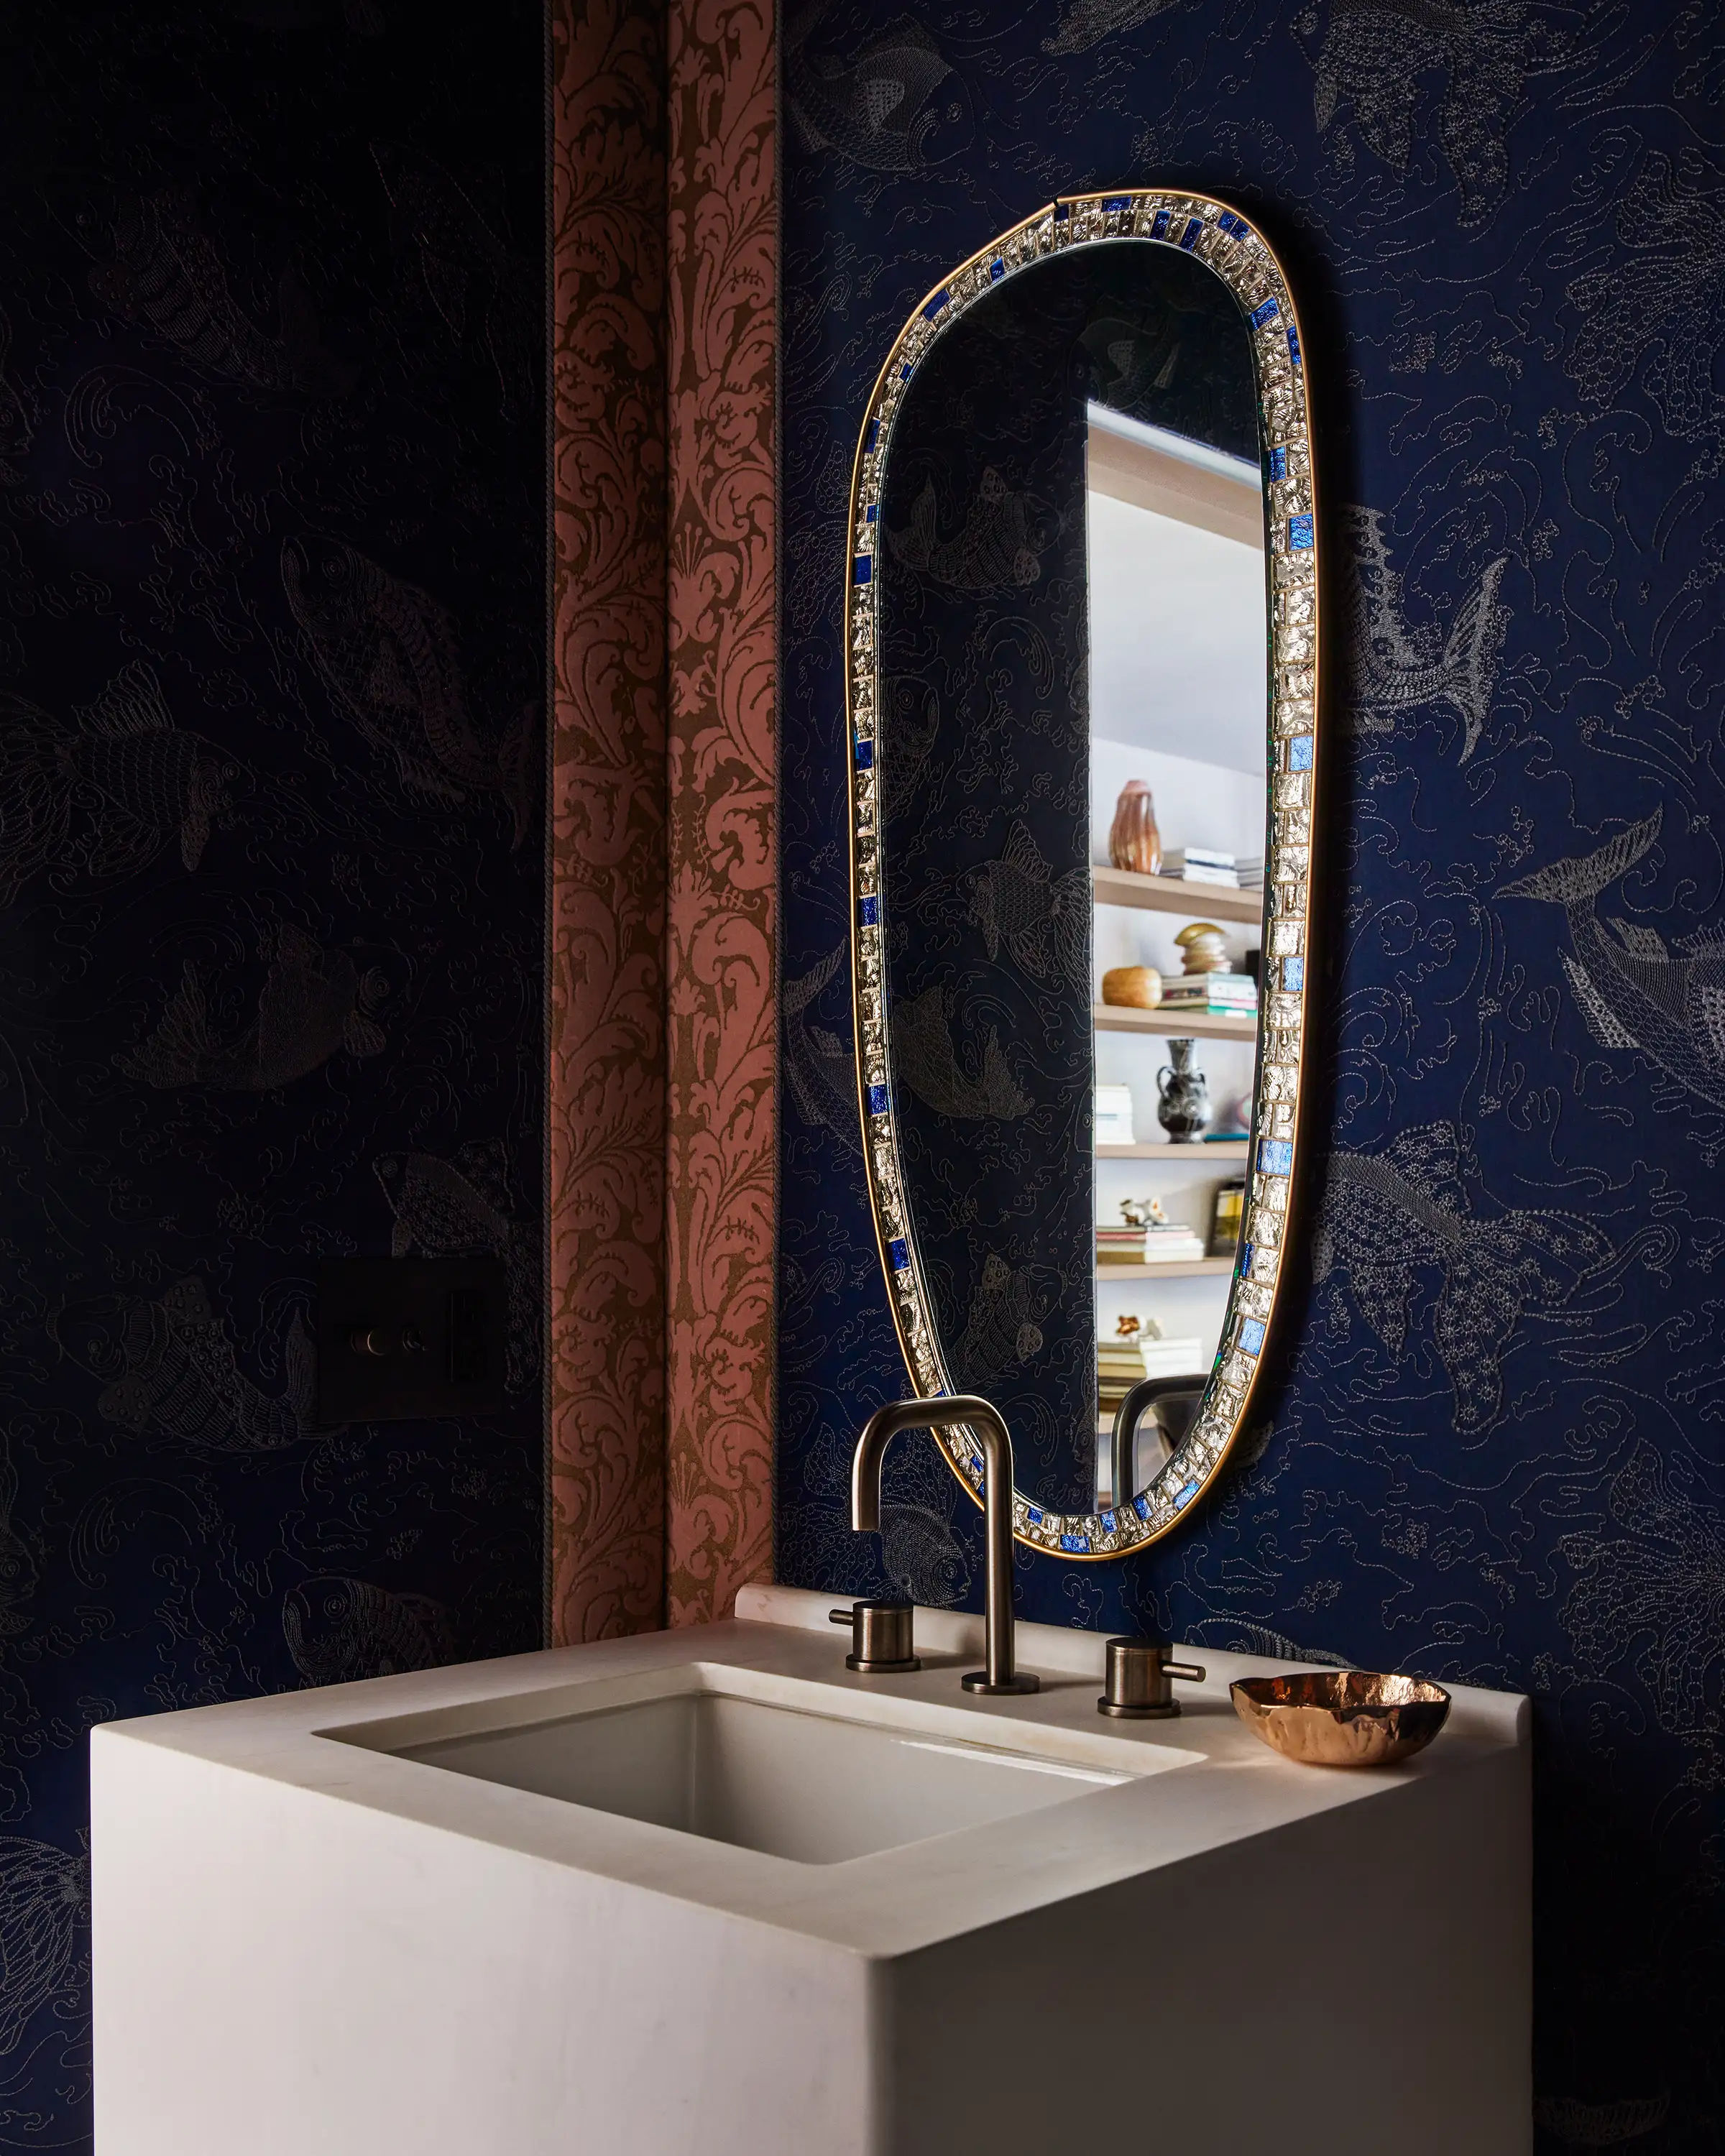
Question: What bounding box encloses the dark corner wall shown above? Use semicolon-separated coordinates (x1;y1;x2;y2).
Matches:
778;4;1724;2146
0;3;546;2141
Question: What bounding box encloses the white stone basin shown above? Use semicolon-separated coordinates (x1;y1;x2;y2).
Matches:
366;1662;1192;1864
93;1585;1532;2156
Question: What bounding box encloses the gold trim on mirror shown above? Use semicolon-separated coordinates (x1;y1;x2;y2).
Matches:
846;189;1318;1557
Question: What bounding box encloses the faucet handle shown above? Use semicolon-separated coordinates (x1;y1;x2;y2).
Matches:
1098;1636;1208;1720
829;1600;921;1674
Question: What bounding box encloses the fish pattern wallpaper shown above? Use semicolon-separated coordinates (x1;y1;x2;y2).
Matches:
0;4;546;2143
776;3;1725;2146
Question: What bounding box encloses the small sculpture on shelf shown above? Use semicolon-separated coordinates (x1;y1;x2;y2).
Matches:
1108;780;1162;875
1156;1038;1210;1143
1100;964;1162;1008
1173;921;1230;976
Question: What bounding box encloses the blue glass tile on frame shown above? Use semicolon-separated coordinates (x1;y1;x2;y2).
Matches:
923;291;949;320
1133;1494;1151;1521
1103;196;1128;213
1026;1504;1044;1524
853;555;872;585
898;362;914;382
1238;1318;1266;1356
1269;446;1288;482
867;1084;888;1116
866;420;880;452
1260;1138;1294;1176
865;503;878;522
1060;1532;1090;1553
1174;1481;1200;1510
854;737;874;768
1283;955;1304;992
1288;513;1315;550
1239;1241;1255;1277
1179;216;1202;251
1289;733;1314;770
1053;201;1070;221
989;258;1006;282
1251;296;1279;327
888;1235;908;1268
1151;208;1170;239
858;893;879;925
1287;323;1302;366
1100;1509;1116;1533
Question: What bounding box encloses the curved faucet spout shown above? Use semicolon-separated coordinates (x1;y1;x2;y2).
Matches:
850;1393;1036;1695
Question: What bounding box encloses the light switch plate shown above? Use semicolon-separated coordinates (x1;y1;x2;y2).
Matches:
316;1258;508;1422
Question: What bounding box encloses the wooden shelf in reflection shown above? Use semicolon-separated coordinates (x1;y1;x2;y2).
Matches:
1093;1003;1258;1041
1092;865;1264;926
1096;1141;1249;1161
1096;1257;1235;1280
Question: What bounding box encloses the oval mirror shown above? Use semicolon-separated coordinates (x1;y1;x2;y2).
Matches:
846;190;1318;1557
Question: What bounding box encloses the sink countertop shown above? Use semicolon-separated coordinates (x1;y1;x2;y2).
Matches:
97;1583;1528;1963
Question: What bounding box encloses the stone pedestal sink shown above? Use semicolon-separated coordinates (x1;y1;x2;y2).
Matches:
93;1585;1530;2155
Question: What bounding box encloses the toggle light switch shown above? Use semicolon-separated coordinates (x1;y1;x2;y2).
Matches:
317;1258;508;1422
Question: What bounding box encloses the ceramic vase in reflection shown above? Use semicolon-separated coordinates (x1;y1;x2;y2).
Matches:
1156;1040;1210;1143
1109;780;1162;875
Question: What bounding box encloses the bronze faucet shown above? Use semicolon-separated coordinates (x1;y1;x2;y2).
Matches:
851;1394;1038;1695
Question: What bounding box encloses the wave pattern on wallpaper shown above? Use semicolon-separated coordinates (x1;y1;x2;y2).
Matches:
776;1;1725;2141
0;7;546;2144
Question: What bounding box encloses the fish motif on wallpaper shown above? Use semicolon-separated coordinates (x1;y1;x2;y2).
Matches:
969;822;1091;987
0;1836;88;2058
889;470;1045;591
1341;507;1509;762
120;923;388;1090
0;662;244;905
1305;0;1567;226
782;944;860;1152
1560;1439;1724;1751
76;183;352;397
1043;0;1177;57
1566;149;1725;446
893;986;1032;1120
954;1251;1047;1377
280;537;535;847
59;1276;316;1450
283;1575;455;1687
1312;1123;1618;1431
370;142;537;421
786;11;975;175
373;1141;538;1387
1500;808;1725;1114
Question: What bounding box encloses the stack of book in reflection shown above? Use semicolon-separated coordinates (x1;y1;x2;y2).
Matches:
1095;1084;1136;1147
1098;1317;1206;1409
1159;972;1259;1017
1159;847;1245;887
1096;1199;1208;1265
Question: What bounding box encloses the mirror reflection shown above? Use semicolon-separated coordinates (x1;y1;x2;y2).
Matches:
872;226;1272;1521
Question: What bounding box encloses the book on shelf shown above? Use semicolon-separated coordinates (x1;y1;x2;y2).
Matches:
1160;971;1256;1003
1094;1083;1136;1146
1158;862;1241;888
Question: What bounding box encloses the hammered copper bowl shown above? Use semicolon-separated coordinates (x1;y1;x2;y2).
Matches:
1230;1670;1451;1769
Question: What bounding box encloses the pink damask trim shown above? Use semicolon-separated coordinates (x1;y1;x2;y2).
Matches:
665;0;777;1624
548;0;669;1642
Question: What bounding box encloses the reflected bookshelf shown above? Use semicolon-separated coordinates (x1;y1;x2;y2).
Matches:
1091;865;1264;927
1092;1004;1257;1041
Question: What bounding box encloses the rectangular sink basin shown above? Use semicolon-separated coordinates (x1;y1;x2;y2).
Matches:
349;1663;1195;1865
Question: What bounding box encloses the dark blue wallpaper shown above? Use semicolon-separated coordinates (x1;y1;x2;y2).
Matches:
777;5;1724;2146
0;4;545;2142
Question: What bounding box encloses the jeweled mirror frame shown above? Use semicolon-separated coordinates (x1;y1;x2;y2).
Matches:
846;188;1320;1558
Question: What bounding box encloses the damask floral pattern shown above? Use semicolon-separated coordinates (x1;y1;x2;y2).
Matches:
665;0;777;1626
549;0;670;1644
